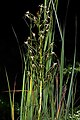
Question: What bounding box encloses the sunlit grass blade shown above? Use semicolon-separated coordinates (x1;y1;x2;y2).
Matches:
20;57;26;120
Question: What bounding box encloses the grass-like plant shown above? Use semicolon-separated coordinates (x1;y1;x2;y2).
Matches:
5;0;78;120
19;0;77;120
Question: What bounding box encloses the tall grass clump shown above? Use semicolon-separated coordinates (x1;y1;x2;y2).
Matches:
6;0;78;120
19;0;78;120
20;1;59;119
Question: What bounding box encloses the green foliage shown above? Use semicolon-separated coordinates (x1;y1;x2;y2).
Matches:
20;2;57;120
20;0;77;120
5;0;78;120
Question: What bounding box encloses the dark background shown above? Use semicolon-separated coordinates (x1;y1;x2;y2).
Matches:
0;0;79;105
0;1;42;90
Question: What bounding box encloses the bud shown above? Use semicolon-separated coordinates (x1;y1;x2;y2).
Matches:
31;56;34;60
24;41;28;45
51;52;55;55
25;11;29;18
32;32;35;37
32;64;36;68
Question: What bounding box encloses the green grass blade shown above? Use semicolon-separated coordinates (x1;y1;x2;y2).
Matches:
65;16;77;120
5;68;14;120
20;57;26;120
